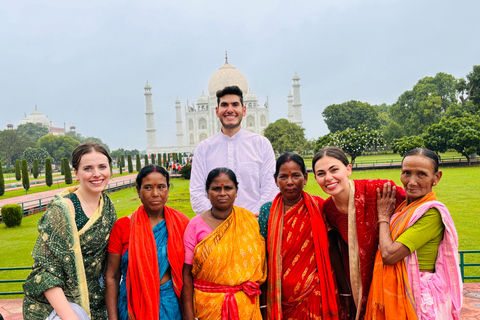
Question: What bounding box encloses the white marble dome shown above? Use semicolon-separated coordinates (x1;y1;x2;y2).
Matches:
18;107;50;127
197;93;208;104
244;90;257;102
208;62;248;96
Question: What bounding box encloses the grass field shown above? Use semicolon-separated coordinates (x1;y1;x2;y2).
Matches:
1;165;479;297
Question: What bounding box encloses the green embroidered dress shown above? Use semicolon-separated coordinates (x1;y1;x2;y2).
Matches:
23;186;117;320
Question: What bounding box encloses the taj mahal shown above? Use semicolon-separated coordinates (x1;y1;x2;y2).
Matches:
144;57;303;155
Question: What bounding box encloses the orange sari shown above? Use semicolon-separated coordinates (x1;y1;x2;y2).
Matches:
365;192;437;320
192;206;266;319
267;191;338;319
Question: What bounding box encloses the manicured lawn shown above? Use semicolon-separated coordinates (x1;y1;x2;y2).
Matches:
1;166;479;297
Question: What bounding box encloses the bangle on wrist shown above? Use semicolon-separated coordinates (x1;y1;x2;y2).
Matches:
260;305;267;309
339;293;352;297
377;219;389;224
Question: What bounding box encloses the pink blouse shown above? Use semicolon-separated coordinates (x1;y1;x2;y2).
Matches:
183;215;213;264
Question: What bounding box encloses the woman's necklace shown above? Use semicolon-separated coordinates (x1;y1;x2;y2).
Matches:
78;191;99;214
210;208;227;220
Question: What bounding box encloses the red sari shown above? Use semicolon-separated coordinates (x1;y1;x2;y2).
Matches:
267;191;338;319
323;179;405;320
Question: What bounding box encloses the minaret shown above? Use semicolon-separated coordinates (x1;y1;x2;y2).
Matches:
287;92;294;122
291;73;303;127
175;99;184;146
144;82;157;150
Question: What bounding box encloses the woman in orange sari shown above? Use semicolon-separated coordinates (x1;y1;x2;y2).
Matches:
366;148;462;319
182;167;266;320
258;153;338;319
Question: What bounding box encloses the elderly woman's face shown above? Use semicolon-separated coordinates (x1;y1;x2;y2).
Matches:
401;155;442;204
137;172;169;215
275;160;307;204
207;173;237;211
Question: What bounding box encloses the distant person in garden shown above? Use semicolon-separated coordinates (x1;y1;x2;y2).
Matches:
258;153;338;319
189;85;278;216
366;148;462;319
105;165;190;320
312;146;406;320
182;167;266;319
23;142;117;320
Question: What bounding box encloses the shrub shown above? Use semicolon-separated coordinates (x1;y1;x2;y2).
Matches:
15;159;21;181
127;155;133;173
179;164;192;180
45;158;53;187
136;154;141;172
63;158;73;184
22;159;30;193
1;204;23;227
60;157;66;175
144;154;149;166
33;159;39;178
151;153;156;165
0;161;4;196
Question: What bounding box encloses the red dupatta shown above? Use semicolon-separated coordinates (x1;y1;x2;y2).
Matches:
127;205;190;320
267;191;338;319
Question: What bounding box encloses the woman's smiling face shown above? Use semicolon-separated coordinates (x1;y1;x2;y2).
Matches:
401;154;442;204
314;155;352;197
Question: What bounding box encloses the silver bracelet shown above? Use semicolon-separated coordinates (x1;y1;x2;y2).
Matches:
260;305;267;309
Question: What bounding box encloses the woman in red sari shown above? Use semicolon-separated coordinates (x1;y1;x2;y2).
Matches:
312;147;405;320
258;152;338;320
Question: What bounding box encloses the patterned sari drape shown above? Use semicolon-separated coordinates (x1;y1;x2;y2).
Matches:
192;206;266;319
267;191;338;319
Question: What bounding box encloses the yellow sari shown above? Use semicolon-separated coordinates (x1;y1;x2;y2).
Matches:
192;206;267;319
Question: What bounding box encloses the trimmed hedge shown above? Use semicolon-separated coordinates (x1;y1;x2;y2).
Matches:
1;204;23;227
63;158;73;184
144;154;149;166
15;159;21;181
0;160;4;196
127;155;133;173
22;159;29;193
33;159;39;179
179;164;192;180
45;158;53;187
136;154;141;172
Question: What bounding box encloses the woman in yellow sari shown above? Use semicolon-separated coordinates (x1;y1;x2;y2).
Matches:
182;167;267;320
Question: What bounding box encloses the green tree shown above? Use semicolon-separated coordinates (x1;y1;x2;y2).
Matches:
322;100;381;133
314;133;334;153
0;129;35;167
144;154;149;166
22;159;30;193
322;125;384;165
178;153;183;164
121;155;125;168
15;159;21;181
37;135;80;164
151;154;156;164
127;154;133;173
383;122;405;144
61;157;66;175
264;119;307;153
457;65;480;111
163;153;166;165
63;158;73;184
424;117;480;165
23;147;51;168
390;72;457;135
0;161;5;196
136;154;141;172
119;157;123;174
33;159;39;178
45;158;53;187
391;135;425;157
17;123;49;142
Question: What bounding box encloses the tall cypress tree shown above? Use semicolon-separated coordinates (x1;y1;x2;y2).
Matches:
151;154;156;165
136;154;141;172
163;153;166;166
33;159;39;179
0;161;5;196
45;158;53;187
60;158;66;175
63;158;73;184
15;159;21;181
127;154;133;173
144;154;149;166
22;159;30;194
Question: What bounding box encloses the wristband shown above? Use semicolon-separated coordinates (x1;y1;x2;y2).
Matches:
377;219;389;224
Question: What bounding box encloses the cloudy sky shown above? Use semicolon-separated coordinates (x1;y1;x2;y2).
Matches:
1;0;479;151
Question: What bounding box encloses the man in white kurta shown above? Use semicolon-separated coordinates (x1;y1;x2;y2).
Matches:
189;86;278;216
